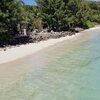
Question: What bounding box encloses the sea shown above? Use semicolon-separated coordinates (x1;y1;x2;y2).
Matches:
0;28;100;100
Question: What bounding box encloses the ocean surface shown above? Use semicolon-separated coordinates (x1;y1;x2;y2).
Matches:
0;28;100;100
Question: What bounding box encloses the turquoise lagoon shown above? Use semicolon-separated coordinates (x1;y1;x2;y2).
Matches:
0;28;100;100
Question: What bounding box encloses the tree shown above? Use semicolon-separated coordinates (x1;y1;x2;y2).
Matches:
0;0;17;32
22;5;43;32
66;0;91;28
0;0;27;33
0;0;27;45
88;1;100;24
36;0;68;31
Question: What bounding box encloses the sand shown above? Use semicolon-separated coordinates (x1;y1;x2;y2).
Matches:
0;26;100;64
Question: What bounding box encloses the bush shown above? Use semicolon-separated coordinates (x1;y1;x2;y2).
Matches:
33;18;43;32
84;21;97;28
0;32;13;46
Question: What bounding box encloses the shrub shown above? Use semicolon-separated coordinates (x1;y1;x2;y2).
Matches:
83;21;97;28
0;32;13;46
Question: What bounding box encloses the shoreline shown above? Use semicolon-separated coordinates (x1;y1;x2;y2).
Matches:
0;26;100;64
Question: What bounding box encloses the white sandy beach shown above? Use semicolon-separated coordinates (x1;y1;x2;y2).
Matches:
0;26;100;64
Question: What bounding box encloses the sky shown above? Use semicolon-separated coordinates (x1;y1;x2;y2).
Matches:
22;0;100;5
22;0;37;5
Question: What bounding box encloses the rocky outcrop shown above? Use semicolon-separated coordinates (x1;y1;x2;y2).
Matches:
30;31;78;42
0;28;84;48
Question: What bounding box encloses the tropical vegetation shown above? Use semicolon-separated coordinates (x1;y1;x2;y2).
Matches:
0;0;100;46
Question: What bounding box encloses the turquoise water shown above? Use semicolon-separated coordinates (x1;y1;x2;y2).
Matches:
0;29;100;100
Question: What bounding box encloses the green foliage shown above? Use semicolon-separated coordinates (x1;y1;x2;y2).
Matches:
36;0;94;30
0;0;100;46
36;0;67;31
83;21;97;28
67;0;91;28
0;0;99;33
33;18;43;31
88;1;100;24
0;0;17;31
0;33;13;45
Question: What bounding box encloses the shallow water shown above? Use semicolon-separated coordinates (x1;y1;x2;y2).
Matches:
0;29;100;100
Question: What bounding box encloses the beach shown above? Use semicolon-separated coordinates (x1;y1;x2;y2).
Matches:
0;26;100;100
0;26;100;64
